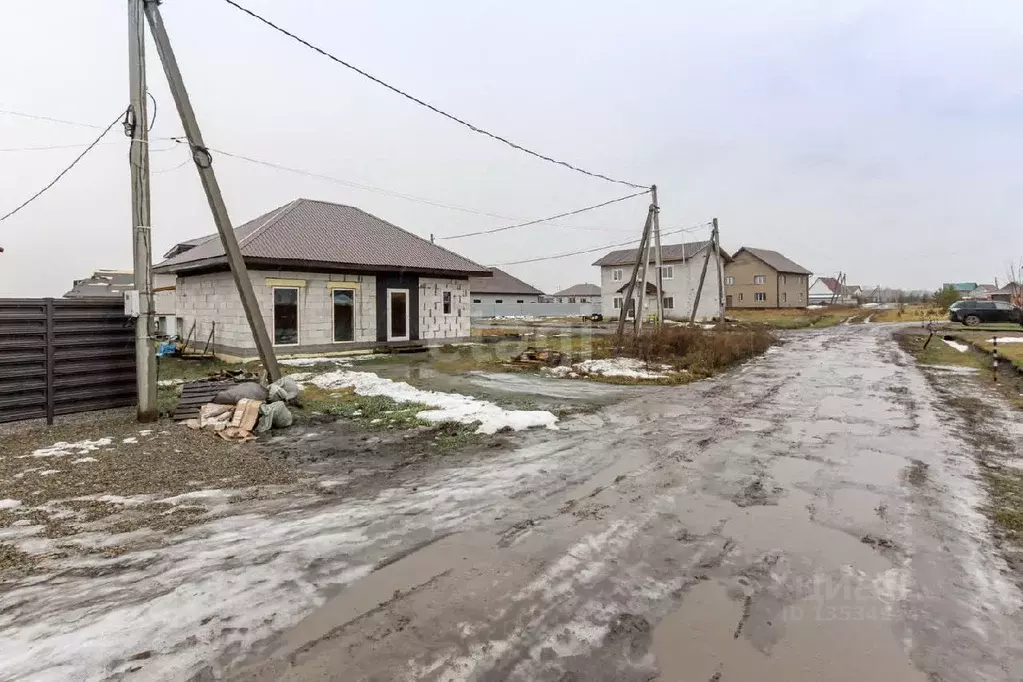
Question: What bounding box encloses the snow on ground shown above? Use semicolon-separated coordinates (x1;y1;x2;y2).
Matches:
0;435;608;682
993;337;1023;343
807;304;825;309
157;379;184;387
71;457;97;464
574;358;674;380
310;370;557;434
943;339;969;353
23;438;113;459
0;499;22;509
280;354;383;366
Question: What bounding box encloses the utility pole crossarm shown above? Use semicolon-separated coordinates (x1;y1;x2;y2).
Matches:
144;0;282;382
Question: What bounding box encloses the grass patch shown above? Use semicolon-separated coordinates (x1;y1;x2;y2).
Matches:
594;325;775;378
727;307;853;329
895;331;987;369
298;385;431;429
872;304;946;323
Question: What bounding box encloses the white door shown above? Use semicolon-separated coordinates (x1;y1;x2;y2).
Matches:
387;288;410;341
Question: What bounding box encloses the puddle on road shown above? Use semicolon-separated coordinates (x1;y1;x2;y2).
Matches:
652;580;926;682
769;455;824;486
842;449;911;488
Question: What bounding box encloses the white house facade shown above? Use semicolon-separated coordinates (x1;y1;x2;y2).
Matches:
593;241;727;321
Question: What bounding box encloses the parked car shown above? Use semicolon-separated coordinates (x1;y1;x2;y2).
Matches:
948;300;1023;326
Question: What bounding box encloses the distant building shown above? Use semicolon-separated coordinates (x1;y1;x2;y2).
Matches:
468;268;544;305
551;283;600;304
726;248;811;309
964;284;998;300
991;282;1022;305
64;269;179;336
943;282;979;295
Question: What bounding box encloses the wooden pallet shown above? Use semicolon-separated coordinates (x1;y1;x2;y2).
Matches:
172;379;234;421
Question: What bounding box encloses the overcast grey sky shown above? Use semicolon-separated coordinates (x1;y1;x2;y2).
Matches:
1;0;1021;296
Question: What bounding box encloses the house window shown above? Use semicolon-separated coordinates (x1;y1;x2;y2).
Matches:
516;299;524;303
613;297;623;309
612;268;623;282
442;291;452;315
781;275;787;284
569;297;576;303
663;296;674;309
580;298;588;303
753;275;766;285
661;265;674;280
725;276;734;286
738;293;744;302
755;292;767;302
782;292;787;303
273;287;299;346
472;298;481;303
332;288;355;343
495;299;503;303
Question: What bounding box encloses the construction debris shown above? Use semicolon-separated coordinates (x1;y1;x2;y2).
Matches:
508;346;568;368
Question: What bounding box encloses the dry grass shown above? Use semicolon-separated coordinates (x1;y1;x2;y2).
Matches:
594;325;775;378
949;331;1023;369
726;307;854;329
872;304;946;323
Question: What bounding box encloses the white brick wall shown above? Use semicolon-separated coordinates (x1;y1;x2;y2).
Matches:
419;277;470;340
176;270;377;353
599;255;724;321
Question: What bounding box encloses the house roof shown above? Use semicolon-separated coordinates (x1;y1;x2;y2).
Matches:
592;240;718;267
63;270;135;299
814;277;841;294
944;282;979;292
733;247;812;275
553;283;600;297
162;234;215;260
154;199;490;277
993;282;1022;294
469;268;544;295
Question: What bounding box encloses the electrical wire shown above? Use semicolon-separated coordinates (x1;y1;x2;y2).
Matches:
0;139;177;153
437;190;650;240
0;110;124;224
203;143;638;233
217;0;648;189
0;108;105;129
492;221;713;266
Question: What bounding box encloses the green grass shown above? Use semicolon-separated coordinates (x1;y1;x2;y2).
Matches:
727;308;852;329
298;385;431;429
896;331;988;369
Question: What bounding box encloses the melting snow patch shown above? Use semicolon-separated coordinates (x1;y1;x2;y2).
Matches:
943;339;969;353
24;437;113;459
38;470;61;477
310;370;558;434
157;379;184;386
573;358;673;380
993;337;1023;343
138;430;153;436
71;457;98;464
122;437;138;444
159;489;235;505
0;499;22;509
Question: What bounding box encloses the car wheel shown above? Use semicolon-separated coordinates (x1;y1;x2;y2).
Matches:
964;315;981;326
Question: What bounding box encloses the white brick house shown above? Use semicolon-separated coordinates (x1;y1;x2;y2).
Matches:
154;199;486;357
592;240;729;321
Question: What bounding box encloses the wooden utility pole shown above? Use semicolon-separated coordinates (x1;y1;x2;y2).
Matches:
636;230;653;333
145;0;282;381
128;0;157;422
651;185;664;327
615;206;654;340
711;218;725;327
690;221;717;323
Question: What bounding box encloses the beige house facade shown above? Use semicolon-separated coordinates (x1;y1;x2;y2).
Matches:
724;247;811;309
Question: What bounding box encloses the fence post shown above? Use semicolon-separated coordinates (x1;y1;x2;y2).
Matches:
993;336;999;382
44;298;55;425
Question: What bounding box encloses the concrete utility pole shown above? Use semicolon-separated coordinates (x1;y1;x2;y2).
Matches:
144;0;282;382
636;229;653;331
690;220;716;324
615;206;654;341
128;0;157;422
651;185;664;327
711;218;725;327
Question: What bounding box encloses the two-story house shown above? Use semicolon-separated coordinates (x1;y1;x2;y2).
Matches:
592;241;729;320
725;247;811;308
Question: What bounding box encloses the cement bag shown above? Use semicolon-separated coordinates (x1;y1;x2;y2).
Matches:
256;401;293;433
267;376;301;403
213;381;268;405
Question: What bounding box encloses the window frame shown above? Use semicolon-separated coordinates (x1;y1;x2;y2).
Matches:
330;286;358;344
613;297;623;310
661;265;674;280
612;268;624;282
272;286;301;347
782;292;787;303
472;298;482;304
754;292;767;302
725;276;734;286
662;296;674;309
442;290;452;315
753;275;766;285
738;292;744;302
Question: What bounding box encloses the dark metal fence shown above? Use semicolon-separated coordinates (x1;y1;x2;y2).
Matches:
0;298;136;424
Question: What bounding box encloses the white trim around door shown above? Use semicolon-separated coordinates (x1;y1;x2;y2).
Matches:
386;288;410;341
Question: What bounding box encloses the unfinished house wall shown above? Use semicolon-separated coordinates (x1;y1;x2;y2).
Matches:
419;277;471;340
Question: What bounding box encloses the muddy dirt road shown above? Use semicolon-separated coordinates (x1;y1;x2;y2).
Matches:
228;325;1023;681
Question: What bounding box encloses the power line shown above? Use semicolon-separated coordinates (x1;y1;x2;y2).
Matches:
438;190;650;240
0;108;106;130
0;110;124;224
217;0;647;189
0;139;177;153
493;221;713;266
203;143;637;233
